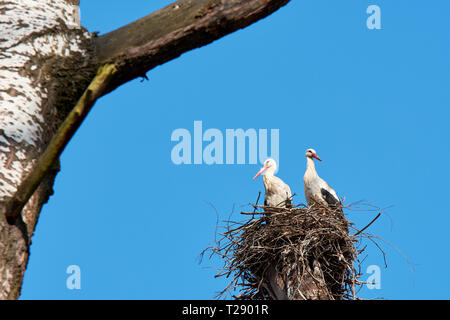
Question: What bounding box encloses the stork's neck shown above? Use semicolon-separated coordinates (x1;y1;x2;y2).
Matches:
264;166;276;177
304;157;319;182
262;167;276;188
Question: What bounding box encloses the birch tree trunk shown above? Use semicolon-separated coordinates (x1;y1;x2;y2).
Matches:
0;0;94;300
0;0;290;299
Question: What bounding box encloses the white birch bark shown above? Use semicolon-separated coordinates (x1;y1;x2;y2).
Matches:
0;0;92;299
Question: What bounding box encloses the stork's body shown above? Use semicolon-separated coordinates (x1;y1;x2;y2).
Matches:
303;149;341;210
254;159;292;208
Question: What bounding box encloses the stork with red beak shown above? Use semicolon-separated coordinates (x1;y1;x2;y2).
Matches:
303;148;342;211
253;158;292;208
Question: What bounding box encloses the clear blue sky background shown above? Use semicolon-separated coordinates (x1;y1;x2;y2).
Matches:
20;0;450;299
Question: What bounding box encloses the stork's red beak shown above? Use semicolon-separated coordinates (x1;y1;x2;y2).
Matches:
253;165;267;179
312;153;322;161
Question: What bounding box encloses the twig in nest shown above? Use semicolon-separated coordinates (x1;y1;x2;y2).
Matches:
354;213;381;236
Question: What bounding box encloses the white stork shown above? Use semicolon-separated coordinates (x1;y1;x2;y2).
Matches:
303;148;342;211
253;158;292;208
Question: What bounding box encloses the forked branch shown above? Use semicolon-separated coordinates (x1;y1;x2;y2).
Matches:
2;0;291;222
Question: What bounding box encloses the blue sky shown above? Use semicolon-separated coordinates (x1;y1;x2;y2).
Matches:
20;0;450;299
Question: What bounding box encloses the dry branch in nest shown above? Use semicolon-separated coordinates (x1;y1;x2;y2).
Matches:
202;201;381;300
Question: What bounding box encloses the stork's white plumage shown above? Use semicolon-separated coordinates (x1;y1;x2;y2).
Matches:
253;158;292;208
303;149;342;211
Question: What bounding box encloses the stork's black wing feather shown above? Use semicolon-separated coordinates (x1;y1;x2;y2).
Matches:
321;188;340;205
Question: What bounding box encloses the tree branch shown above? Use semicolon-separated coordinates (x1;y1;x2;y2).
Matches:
95;0;290;94
3;64;117;224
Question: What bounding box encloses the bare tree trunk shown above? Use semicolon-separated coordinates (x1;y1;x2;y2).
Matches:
0;0;94;299
0;0;290;299
281;259;334;300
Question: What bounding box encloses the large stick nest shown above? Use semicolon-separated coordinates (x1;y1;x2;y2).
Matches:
203;201;378;300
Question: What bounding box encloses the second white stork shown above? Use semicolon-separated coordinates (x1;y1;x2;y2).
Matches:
253;158;292;208
303;148;342;211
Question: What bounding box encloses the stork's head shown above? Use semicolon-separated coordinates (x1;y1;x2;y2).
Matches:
305;148;322;161
253;158;277;179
